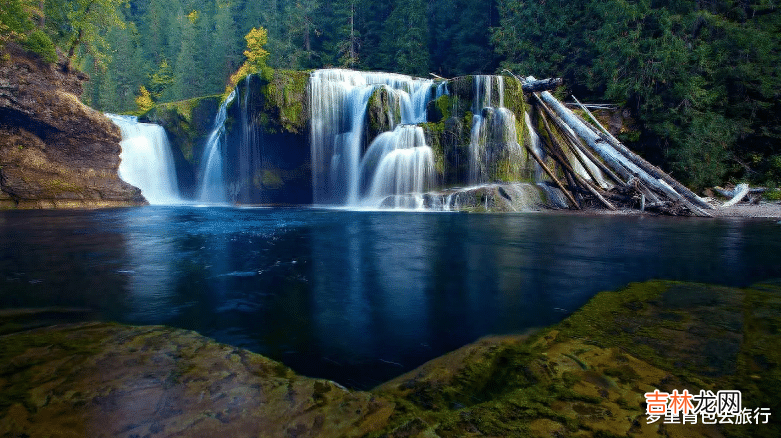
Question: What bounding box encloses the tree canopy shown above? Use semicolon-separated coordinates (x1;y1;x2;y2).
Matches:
2;0;779;188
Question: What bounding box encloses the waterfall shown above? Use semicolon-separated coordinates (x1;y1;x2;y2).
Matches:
360;125;434;208
107;114;181;205
197;89;236;203
469;75;508;184
309;69;434;206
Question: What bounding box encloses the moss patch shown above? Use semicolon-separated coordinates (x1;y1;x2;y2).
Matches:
259;69;310;135
372;280;781;437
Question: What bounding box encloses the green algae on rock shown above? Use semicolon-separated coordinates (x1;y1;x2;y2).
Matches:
2;279;779;437
0;323;394;437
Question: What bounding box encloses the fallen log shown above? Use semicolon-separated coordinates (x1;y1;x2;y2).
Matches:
570;96;713;212
721;183;750;207
533;94;624;188
522;78;563;93
536;118;617;211
535;85;711;217
539;110;604;187
713;185;764;198
522;137;580;209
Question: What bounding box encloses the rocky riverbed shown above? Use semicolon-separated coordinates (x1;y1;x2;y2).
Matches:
2;279;779;437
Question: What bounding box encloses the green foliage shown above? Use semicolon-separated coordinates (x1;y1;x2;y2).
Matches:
149;59;174;100
135;85;154;113
493;0;781;189
0;0;37;45
243;27;270;71
23;30;56;63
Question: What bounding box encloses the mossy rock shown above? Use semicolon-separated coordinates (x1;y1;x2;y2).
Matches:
258;69;310;135
372;280;781;437
426;94;451;123
142;95;222;164
366;87;401;147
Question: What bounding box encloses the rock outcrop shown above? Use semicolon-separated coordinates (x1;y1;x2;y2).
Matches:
0;323;394;437
2;280;779;437
0;45;145;208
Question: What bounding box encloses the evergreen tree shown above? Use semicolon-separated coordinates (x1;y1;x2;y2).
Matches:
380;0;429;75
209;1;240;90
171;9;206;100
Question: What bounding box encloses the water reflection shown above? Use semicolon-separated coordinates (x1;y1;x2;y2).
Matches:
1;207;780;388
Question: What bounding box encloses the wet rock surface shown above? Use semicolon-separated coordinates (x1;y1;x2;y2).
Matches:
0;46;145;208
1;280;778;437
0;323;394;437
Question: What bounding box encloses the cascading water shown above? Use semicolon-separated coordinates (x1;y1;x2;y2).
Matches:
469;75;508;184
197;89;236;203
106;114;181;205
309;69;434;206
359;125;435;208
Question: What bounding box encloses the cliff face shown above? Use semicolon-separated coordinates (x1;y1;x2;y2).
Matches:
0;46;145;208
223;71;312;205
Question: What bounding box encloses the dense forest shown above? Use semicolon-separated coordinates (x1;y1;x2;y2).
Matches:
1;0;779;189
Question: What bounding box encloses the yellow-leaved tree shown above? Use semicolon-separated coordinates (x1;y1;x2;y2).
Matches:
225;27;272;97
134;86;154;113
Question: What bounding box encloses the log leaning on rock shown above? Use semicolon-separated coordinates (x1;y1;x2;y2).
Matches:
571;96;713;212
521;78;564;93
534;85;712;217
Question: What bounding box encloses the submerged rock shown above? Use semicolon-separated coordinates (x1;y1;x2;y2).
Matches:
0;45;145;208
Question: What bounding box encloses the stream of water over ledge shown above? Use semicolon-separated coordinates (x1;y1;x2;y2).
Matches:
1;207;781;389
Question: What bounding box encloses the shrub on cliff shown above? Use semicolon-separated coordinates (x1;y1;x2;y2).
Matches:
23;30;57;63
225;27;273;99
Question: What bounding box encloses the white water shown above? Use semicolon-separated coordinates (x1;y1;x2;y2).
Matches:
309;69;434;206
107;114;181;205
469;75;510;184
360;125;435;208
197;90;236;203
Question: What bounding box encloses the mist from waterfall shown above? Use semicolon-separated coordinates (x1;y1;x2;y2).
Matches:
107;114;181;205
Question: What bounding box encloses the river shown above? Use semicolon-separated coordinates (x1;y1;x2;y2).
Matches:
1;207;780;388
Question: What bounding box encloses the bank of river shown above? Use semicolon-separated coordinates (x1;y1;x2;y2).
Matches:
1;279;778;437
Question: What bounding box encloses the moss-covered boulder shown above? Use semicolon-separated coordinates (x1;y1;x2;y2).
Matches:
0;323;394;437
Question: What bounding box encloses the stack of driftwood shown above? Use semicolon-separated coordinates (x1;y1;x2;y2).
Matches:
508;72;715;217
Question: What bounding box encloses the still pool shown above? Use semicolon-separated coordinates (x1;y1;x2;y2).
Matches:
1;206;780;388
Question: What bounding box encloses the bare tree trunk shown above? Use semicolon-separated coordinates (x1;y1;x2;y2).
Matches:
571;96;713;211
536;87;711;217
